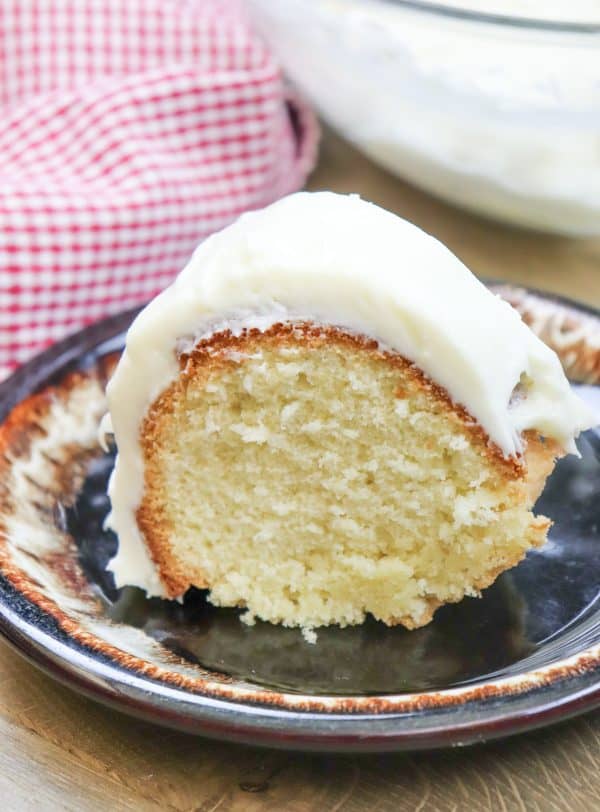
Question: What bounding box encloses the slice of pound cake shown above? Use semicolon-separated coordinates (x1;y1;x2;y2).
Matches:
101;192;595;631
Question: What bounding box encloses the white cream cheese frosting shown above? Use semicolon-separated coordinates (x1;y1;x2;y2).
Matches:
102;191;595;596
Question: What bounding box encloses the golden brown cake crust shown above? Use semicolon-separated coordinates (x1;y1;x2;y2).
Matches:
136;322;559;611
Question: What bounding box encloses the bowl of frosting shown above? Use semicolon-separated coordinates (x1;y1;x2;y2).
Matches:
247;0;600;235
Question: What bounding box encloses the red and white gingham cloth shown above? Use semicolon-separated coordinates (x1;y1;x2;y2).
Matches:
0;0;319;380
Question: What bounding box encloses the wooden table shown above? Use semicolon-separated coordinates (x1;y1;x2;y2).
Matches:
2;129;600;811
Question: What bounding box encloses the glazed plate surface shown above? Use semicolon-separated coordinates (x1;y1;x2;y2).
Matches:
0;285;599;752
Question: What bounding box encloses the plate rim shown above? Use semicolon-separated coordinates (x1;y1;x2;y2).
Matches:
1;587;599;752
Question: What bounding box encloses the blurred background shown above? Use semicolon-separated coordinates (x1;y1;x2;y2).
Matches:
251;0;600;236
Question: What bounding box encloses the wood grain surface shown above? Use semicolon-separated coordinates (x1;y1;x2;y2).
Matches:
2;128;600;811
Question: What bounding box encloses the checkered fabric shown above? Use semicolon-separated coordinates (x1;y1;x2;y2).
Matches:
0;0;318;380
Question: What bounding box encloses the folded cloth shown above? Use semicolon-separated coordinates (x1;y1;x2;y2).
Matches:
0;0;318;380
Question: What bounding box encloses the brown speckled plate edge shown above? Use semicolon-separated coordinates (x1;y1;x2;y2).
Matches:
0;290;599;752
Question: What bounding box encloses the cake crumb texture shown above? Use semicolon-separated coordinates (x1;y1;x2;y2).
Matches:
137;324;556;630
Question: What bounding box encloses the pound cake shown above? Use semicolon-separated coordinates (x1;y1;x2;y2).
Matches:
101;192;595;631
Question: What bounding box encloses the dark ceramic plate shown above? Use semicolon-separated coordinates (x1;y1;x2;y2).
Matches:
0;285;599;753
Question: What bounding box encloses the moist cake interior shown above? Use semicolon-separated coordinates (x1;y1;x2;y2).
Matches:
136;322;556;631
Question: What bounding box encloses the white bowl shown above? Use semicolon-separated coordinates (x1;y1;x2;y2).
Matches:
248;0;600;235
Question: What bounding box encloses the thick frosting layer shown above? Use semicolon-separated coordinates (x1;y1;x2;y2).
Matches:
103;191;595;595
